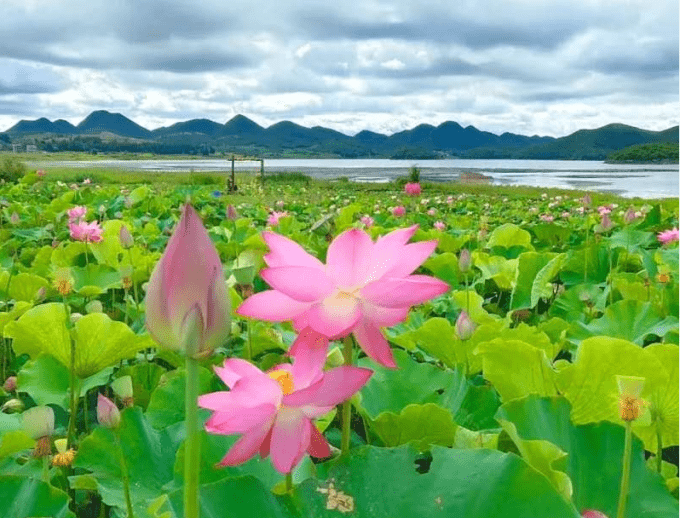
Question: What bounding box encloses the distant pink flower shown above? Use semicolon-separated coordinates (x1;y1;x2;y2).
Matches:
198;349;372;473
427;208;436;216
67;206;87;223
623;207;637;224
275;200;285;209
36;169;46;178
597;205;611;215
657;227;679;245
561;211;571;219
69;220;103;243
237;226;449;368
446;196;454;205
540;214;554;223
82;178;91;185
404;182;421;195
433;221;446;231
360;215;374;228
392;206;406;217
581;511;609;518
267;211;288;227
227;205;238;221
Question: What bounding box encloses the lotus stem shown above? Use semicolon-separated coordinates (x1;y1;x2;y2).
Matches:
341;335;353;455
184;356;201;518
616;421;633;518
114;432;134;518
583;218;589;283
42;455;50;484
285;472;293;493
656;425;663;474
126;248;140;314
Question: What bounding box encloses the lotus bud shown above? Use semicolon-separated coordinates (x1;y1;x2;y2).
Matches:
10;212;19;225
3;375;17;392
1;398;24;413
70;312;83;324
226;204;238;221
145;204;231;358
23;405;55;440
459;249;471;273
85;300;103;313
97;394;121;429
455;311;476;340
581;511;608;518
119;224;134;249
616;375;645;422
111;376;134;407
623;207;636;224
34;286;46;303
582;194;592;207
599;213;613;232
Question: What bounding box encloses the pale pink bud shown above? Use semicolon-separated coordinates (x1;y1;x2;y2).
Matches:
392;206;406;217
459;249;471;273
360;215;374;228
624;207;636;224
119;224;134;249
34;286;46;302
427;208;436;216
97;394;121;429
145;204;231;357
581;509;609;518
226;204;238;221
434;221;446;231
3;376;17;392
10;212;19;225
456;311;476;340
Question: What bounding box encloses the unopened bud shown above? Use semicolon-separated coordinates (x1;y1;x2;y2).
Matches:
459;249;471;273
10;212;19;225
3;376;17;392
97;394;121;429
226;204;238;221
455;311;476;340
2;398;24;413
623;207;636;224
119;225;134;249
35;286;46;303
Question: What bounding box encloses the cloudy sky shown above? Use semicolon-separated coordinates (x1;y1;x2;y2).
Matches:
0;0;677;137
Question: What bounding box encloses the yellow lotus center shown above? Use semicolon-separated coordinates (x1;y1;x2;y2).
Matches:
268;370;294;395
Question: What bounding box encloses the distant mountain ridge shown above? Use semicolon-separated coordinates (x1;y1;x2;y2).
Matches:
3;110;677;160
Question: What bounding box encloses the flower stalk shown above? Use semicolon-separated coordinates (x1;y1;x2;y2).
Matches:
114;432;135;518
341;335;353;455
184;355;201;518
616;421;632;518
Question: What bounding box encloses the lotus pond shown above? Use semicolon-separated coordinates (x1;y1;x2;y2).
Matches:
0;169;678;518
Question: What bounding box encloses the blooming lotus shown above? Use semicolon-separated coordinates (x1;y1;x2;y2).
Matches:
392;206;406;217
145;204;230;357
360;215;374;228
69;220;103;243
267;211;288;227
67;206;87;223
404;182;421;195
433;221;446;231
657;227;679;245
199;348;372;473
237;226;449;368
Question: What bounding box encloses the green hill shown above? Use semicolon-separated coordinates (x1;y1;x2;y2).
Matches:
606;142;679;163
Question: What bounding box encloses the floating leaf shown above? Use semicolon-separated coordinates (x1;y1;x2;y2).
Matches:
8;273;48;303
0;476;74;518
530;253;567;308
371;403;458;450
511;251;556;310
487;223;534;252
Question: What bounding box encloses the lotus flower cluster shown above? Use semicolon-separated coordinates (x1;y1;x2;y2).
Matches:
657;227;679;245
146;203;447;475
67;205;103;243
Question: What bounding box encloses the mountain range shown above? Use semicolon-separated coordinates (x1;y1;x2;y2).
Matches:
3;110;678;160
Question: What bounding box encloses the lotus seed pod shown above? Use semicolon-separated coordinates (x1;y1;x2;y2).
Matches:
616;375;645;422
111;376;134;407
54;438;68;454
85;300;103;313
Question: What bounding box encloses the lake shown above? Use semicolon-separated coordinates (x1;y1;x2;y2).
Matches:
34;158;679;199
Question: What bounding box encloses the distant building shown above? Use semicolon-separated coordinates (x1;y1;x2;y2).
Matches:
26;145;38;152
12;143;22;153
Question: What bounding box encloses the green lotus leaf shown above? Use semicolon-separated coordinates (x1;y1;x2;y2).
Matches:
389;316;458;360
433;232;471;254
549;283;607;323
371;403;458;450
655;248;679;273
642;344;679;450
562;243;610;284
72;407;180;518
50;241;87;267
6;304;152;378
450;289;501;325
0;430;34;458
530;253;567;308
291;445;580;517
8;273;48;303
89;220;125;268
335;202;362;231
154;476;288;518
357;349;453;420
510;251;556;310
29;246;54;278
453;426;499;449
537;317;571;353
475;339;558;402
71;264;122;296
531;223;573;248
0;300;32;336
472;251;517;290
422;252;460;287
0;476;74;518
487;223;534;252
145;366;219;430
609;228;655;252
17;354;70;407
556;336;671;450
496;396;678;517
128;185;152;205
571;299;678;345
612;273;664;305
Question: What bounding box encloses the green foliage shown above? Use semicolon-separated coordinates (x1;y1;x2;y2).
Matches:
0;156;27;183
607;142;679;163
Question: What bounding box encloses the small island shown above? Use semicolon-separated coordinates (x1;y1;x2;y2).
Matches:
606;142;679;164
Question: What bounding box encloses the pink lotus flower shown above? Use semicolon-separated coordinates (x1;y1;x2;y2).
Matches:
597;205;611;215
581;511;608;518
145;204;230;357
360;215;374;228
226;204;238;221
427;208;436;216
198;348;372;474
392;206;406;217
658;227;679;245
36;169;46;177
237;226;449;368
446;196;454;205
69;220;103;243
404;182;421;195
267;211;288;227
82;178;91;185
67;206;87;223
433;221;446;231
540;214;554;223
